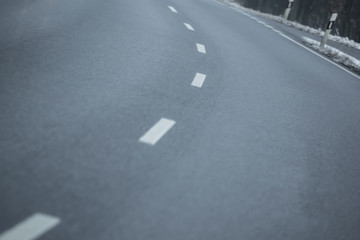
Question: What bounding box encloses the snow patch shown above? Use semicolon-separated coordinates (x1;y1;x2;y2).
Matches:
302;36;360;73
218;0;360;50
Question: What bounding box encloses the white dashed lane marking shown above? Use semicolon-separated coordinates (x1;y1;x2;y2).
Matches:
196;43;206;54
191;73;207;88
0;213;60;240
168;6;178;13
139;118;176;145
184;23;195;31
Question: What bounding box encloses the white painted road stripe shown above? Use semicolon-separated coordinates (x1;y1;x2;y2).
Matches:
184;23;195;31
168;6;177;13
264;24;274;29
191;73;207;88
0;213;60;240
139;118;176;145
196;43;206;54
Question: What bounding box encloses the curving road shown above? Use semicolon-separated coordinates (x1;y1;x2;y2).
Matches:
1;0;360;239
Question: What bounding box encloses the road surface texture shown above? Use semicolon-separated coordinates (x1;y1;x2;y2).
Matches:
1;0;360;239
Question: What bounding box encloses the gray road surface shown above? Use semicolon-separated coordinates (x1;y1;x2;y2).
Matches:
1;0;360;239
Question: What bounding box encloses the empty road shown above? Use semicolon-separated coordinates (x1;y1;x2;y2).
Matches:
1;0;360;239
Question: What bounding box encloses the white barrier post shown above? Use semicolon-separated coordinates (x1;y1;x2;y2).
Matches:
320;13;338;48
283;0;294;20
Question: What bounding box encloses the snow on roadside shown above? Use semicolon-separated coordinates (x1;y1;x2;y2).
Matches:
302;36;360;73
218;0;360;50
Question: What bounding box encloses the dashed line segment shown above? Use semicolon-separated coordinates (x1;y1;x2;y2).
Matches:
168;6;178;13
184;23;195;31
139;118;176;145
191;73;207;88
196;43;206;54
0;213;60;240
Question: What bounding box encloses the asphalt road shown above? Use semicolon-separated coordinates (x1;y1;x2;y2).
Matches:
1;0;360;239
